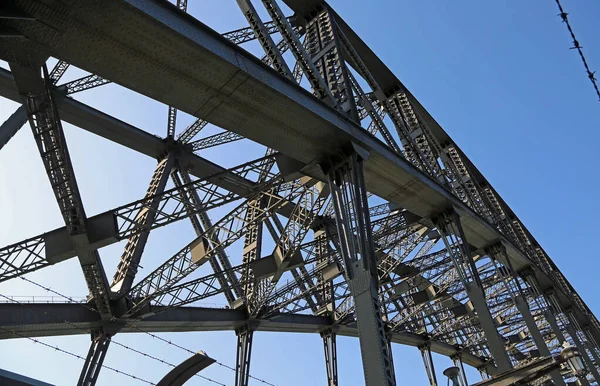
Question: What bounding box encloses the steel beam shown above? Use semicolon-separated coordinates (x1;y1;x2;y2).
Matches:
386;332;397;382
166;106;177;138
583;328;600;369
111;153;177;295
539;290;594;386
57;74;110;95
0;155;282;284
9;63;113;318
565;323;599;385
190;130;244;151
434;211;512;372
451;354;469;386
77;333;111;386
236;0;293;80
48;60;70;84
171;167;240;304
235;325;254;386
247;176;328;315
176;118;207;144
321;328;338;386
0;2;596;345
0;104;26;151
419;344;438;386
260;0;336;103
565;311;600;382
514;295;566;385
0;68;258;194
165;2;187;140
156;351;215;386
489;245;566;385
303;6;359;120
0;303;493;370
324;145;395;386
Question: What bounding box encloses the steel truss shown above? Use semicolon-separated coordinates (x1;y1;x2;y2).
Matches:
0;0;598;385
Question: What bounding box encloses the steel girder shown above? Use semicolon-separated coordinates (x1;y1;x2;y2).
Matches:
0;1;597;385
78;333;111;386
9;62;113;319
0;303;491;367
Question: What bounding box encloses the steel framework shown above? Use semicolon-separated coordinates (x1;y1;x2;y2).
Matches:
0;0;598;385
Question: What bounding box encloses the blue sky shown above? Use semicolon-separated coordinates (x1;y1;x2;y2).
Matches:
0;0;599;385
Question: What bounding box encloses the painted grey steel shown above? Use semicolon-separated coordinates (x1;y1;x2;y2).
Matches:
0;302;492;367
469;355;565;386
0;0;598;385
490;247;566;385
0;368;55;386
434;212;512;373
326;148;395;386
78;334;111;386
420;344;438;386
234;326;254;386
565;319;600;384
321;328;338;386
0;104;25;150
156;351;215;386
111;153;177;295
513;296;566;385
0;0;584;330
451;355;469;386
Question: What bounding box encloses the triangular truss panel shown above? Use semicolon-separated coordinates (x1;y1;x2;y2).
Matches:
0;1;598;385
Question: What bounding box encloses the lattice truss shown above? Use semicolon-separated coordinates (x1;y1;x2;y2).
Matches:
0;0;599;385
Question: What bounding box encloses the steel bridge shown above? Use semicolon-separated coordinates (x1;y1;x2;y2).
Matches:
0;0;598;385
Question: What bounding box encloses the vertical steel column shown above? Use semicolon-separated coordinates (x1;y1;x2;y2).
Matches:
521;271;569;347
583;327;600;366
565;322;598;385
451;354;469;386
565;311;600;381
323;144;395;386
385;332;396;383
314;219;336;316
434;210;512;372
321;328;339;386
540;306;589;385
489;245;566;385
539;288;595;386
419;344;438;386
165;0;187;139
235;325;255;386
78;333;111;386
516;295;566;385
478;364;491;381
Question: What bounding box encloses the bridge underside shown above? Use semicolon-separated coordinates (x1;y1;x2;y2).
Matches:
0;303;488;369
0;0;598;385
0;0;585;327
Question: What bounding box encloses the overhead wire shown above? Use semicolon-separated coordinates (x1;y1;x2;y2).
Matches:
0;292;225;385
0;325;156;385
554;0;600;102
15;276;276;386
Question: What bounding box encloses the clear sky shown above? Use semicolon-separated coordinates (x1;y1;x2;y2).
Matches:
0;0;599;385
